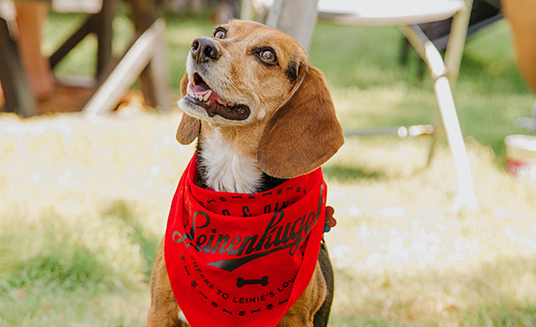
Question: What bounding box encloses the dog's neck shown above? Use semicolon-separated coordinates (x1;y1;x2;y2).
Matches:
195;123;285;194
197;127;262;193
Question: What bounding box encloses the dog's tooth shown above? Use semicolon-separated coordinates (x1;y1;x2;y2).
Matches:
203;90;212;102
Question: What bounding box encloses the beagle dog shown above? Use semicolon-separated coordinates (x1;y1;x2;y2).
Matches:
147;20;344;327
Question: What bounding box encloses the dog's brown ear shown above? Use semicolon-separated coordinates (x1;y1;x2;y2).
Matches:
176;73;201;145
180;72;189;97
258;66;344;179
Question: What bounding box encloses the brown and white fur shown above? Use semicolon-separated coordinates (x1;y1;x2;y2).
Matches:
147;20;344;327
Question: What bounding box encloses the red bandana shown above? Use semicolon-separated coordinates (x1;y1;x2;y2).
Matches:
165;153;327;327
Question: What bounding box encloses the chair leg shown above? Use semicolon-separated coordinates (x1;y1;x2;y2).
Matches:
433;75;477;211
402;25;477;211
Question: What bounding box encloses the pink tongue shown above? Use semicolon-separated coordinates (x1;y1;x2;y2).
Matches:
188;82;227;105
189;82;210;96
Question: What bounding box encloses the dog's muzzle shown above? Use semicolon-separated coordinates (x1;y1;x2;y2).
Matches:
183;37;251;121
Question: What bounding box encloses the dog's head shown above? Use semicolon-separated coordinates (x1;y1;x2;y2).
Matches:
177;20;344;179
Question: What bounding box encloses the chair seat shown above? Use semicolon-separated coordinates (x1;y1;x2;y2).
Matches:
318;0;464;26
256;0;465;26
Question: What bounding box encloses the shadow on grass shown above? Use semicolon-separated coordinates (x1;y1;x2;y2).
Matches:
323;164;385;182
7;242;112;291
3;212;118;292
329;315;406;327
103;200;160;281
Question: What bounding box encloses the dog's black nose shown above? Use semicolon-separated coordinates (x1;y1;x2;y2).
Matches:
191;37;221;63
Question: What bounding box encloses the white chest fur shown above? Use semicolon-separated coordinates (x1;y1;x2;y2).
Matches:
199;130;263;193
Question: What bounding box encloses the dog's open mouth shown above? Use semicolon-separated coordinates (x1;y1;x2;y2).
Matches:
184;73;250;120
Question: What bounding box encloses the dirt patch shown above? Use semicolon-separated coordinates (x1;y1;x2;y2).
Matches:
1;82;146;115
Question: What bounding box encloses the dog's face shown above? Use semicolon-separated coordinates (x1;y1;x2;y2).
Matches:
177;20;344;179
178;20;308;126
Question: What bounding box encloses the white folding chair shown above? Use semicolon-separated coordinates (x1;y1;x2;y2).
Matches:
247;0;477;211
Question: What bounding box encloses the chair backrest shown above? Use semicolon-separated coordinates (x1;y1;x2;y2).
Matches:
265;0;318;52
420;0;501;51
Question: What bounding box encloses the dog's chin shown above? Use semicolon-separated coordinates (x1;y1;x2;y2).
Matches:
178;98;251;125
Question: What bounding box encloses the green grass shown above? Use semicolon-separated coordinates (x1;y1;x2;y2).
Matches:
2;8;535;327
0;204;150;326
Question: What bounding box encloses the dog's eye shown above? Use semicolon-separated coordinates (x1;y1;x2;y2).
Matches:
213;29;226;39
261;50;276;63
252;47;278;66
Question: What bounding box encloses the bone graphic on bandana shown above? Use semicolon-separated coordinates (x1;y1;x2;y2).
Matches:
236;276;269;287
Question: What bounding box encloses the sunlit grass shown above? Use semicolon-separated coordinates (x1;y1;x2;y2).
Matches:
324;137;536;326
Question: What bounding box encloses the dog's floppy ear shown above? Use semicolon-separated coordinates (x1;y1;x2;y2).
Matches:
258;65;344;179
176;73;201;145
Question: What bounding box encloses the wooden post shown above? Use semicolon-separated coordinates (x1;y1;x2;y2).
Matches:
0;17;37;117
125;0;171;111
95;0;118;76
